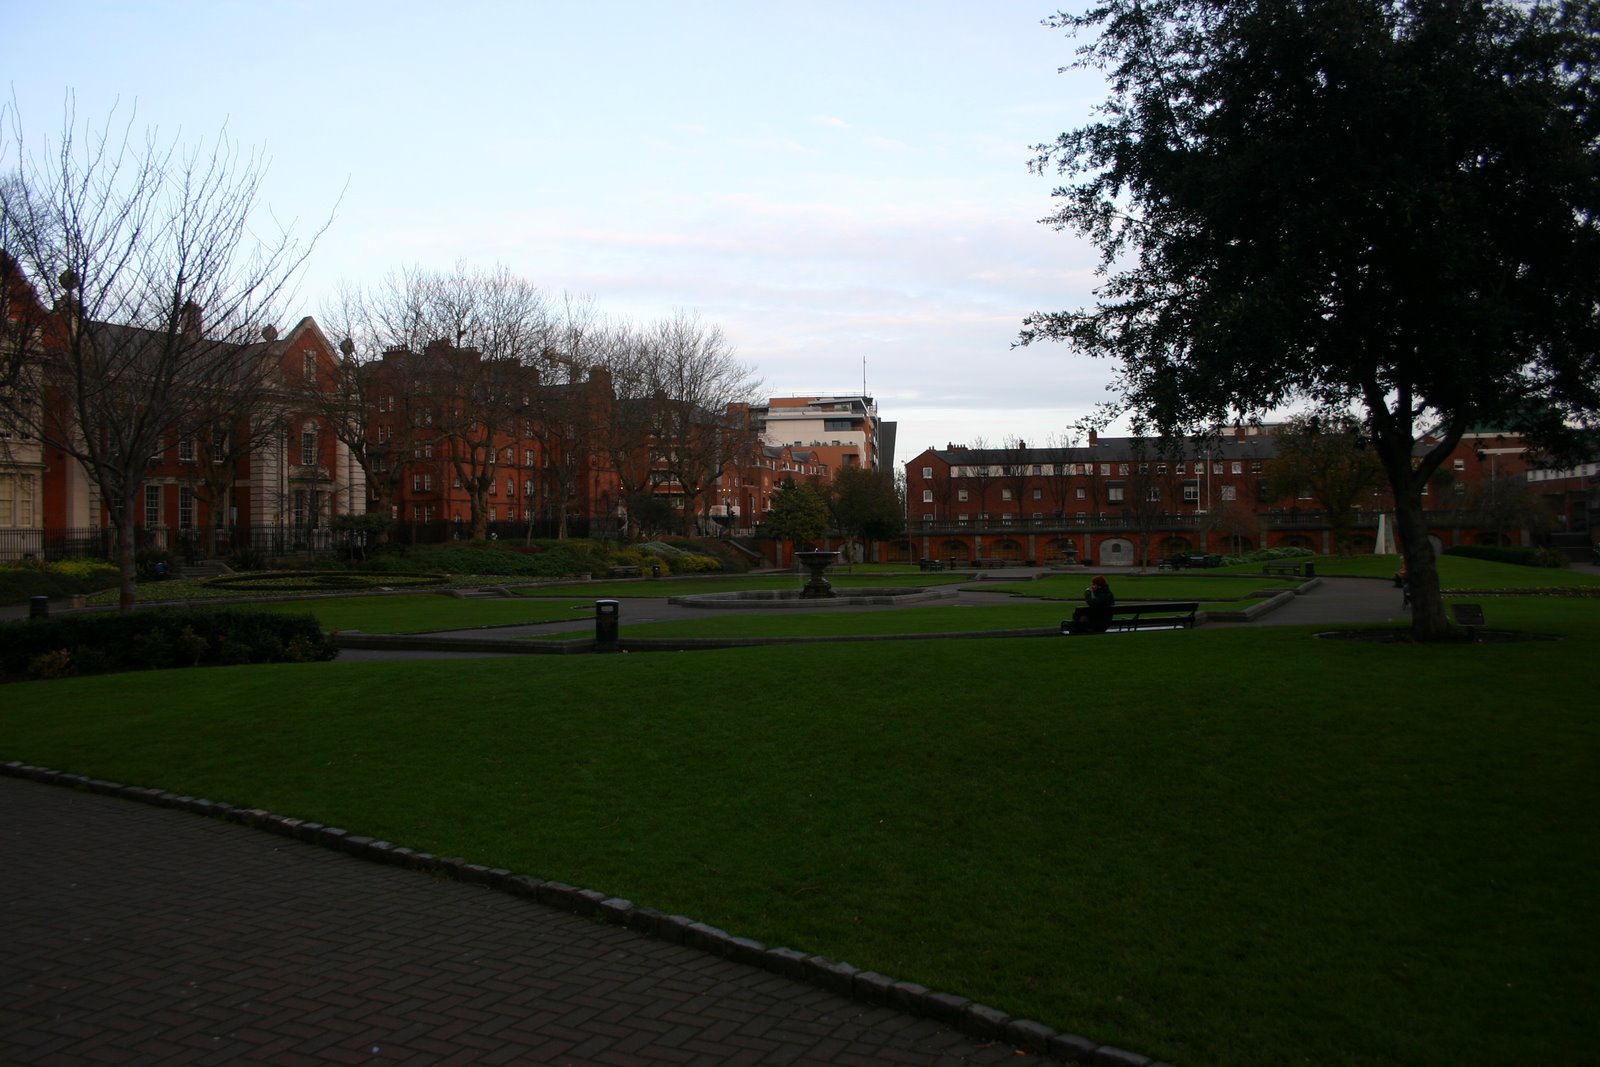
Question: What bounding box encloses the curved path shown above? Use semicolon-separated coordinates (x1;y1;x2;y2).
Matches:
333;572;1415;661
2;774;1063;1066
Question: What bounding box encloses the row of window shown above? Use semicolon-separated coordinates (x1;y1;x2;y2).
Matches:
408;474;539;497
149;428;323;467
922;485;1242;504
407;505;538;523
405;443;547;466
926;460;1261;479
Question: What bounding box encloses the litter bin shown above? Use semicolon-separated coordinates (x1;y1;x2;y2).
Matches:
29;595;49;620
1303;562;1315;578
650;564;661;579
595;599;620;652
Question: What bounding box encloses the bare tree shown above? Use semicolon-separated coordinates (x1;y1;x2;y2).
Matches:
1123;435;1184;569
1039;431;1078;519
313;281;438;532
592;321;665;541
0;100;325;609
998;435;1033;523
646;311;760;534
425;268;547;540
523;294;604;540
324;265;550;540
1265;413;1387;557
963;437;997;522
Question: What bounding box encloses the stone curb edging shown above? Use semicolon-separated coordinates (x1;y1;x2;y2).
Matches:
1;759;1176;1067
1199;576;1318;623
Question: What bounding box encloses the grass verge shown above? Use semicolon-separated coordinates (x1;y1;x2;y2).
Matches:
3;604;1594;1066
245;595;591;634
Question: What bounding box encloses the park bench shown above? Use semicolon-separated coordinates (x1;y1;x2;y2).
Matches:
1262;561;1313;577
607;565;642;578
973;558;1017;569
1061;601;1200;635
919;558;944;571
1452;602;1485;638
1163;553;1224;570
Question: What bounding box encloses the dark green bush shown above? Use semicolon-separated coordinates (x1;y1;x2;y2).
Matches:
227;545;269;571
134;549;178;580
372;542;611;578
0;562;121;605
1442;545;1566;568
1;608;336;681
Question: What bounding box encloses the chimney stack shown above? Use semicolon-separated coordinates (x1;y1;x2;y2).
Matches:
180;300;202;341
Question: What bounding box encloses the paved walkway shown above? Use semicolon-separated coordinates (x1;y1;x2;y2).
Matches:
333;572;1415;661
1;776;1051;1066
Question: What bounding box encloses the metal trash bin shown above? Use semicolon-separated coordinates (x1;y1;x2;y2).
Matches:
1303;562;1315;578
595;599;620;652
29;596;49;620
650;564;661;579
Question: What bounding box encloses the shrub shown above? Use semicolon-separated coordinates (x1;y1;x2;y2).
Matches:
135;549;178;581
27;649;75;680
0;608;335;681
228;545;269;571
174;625;209;667
0;559;121;605
48;559;119;584
71;646;113;675
377;542;611;579
135;629;174;670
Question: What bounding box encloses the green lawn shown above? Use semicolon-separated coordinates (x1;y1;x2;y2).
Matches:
514;573;970;598
3;599;1594;1066
247;594;591;634
1236;553;1600;588
976;573;1291;601
552;598;1265;641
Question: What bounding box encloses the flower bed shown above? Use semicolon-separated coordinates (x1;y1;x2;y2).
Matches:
202;571;447;593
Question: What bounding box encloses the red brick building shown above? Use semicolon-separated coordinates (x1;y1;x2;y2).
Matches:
881;426;1574;567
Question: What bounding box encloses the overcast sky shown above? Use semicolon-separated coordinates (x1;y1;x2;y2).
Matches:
5;1;1119;464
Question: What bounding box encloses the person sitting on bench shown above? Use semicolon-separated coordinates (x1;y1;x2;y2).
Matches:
1069;575;1116;634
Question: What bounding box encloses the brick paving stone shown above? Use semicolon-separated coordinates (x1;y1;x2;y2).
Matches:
2;775;1050;1065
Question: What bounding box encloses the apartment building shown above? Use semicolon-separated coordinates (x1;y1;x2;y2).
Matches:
747;395;895;474
894;426;1569;567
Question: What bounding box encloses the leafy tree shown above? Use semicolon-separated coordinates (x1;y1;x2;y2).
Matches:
829;465;903;554
1023;0;1600;640
1265;413;1387;556
764;477;829;546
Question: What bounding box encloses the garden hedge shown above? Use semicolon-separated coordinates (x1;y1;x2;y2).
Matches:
2;608;337;681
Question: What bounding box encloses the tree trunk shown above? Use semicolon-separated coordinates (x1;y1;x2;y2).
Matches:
117;503;137;614
470;488;488;541
1393;491;1451;640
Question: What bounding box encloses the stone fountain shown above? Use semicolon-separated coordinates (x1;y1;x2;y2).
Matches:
793;549;840;599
